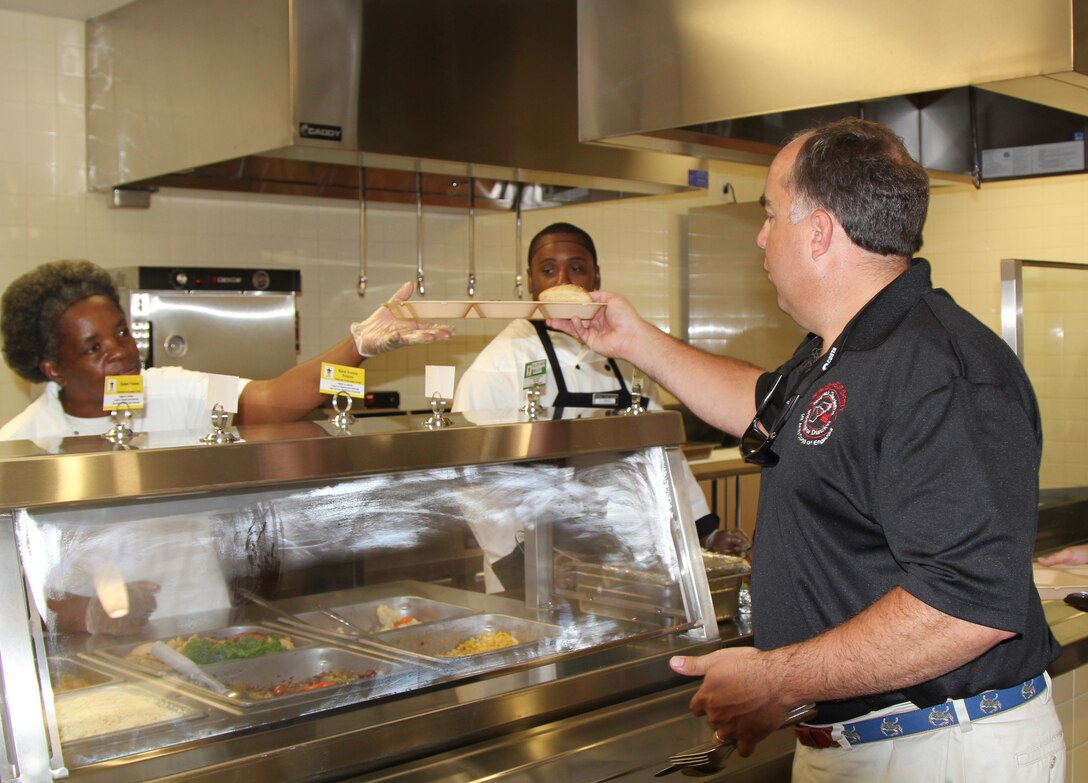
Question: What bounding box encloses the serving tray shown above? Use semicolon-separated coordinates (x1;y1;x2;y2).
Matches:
97;625;312;677
198;646;406;708
393;300;604;321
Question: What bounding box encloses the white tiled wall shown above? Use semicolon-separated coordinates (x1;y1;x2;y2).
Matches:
923;180;1088;489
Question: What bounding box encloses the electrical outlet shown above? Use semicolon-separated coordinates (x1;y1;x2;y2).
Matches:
717;178;732;199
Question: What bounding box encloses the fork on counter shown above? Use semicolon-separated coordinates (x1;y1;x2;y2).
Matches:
655;703;817;777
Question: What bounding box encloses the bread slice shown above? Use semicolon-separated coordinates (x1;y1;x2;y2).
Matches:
539;284;591;303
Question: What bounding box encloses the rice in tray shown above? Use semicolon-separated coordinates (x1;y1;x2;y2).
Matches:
55;684;195;743
438;630;519;657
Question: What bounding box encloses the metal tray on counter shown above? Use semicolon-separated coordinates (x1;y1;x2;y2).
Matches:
95;625;313;677
48;656;120;693
197;646;408;708
294;595;475;637
702;552;749;623
567;562;687;626
373;613;561;663
53;681;206;745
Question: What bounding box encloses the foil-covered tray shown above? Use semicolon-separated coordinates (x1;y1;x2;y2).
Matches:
199;646;405;708
294;596;474;637
702;552;750;623
98;625;312;677
54;682;205;744
374;613;560;662
48;656;119;693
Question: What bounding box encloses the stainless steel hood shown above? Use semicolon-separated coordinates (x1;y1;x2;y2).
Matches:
577;0;1088;178
86;0;705;207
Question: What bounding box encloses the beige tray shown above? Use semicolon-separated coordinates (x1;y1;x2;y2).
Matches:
394;300;604;321
1033;563;1088;599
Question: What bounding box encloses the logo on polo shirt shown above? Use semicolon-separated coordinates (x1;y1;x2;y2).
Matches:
797;381;846;446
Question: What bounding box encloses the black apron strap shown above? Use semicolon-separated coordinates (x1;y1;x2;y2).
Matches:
531;321;632;413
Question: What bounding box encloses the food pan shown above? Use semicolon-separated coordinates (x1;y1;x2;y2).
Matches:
375;613;560;662
200;646;404;707
570;563;685;625
294;596;474;636
100;625;310;676
703;552;749;623
48;656;118;693
54;682;204;744
573;563;681;603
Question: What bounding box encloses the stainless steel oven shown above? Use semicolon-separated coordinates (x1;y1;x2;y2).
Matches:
111;266;301;380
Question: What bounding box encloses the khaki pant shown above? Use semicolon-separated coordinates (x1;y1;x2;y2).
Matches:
793;678;1065;783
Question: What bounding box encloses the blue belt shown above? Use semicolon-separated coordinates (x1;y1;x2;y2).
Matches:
794;675;1046;749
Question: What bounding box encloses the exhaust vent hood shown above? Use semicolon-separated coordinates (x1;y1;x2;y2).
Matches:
87;0;704;209
577;0;1088;182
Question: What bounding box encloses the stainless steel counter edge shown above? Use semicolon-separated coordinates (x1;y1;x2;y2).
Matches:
0;411;686;510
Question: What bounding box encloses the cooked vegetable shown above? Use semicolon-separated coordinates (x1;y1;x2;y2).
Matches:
238;668;378;700
438;630;518;657
182;632;290;664
376;604;420;631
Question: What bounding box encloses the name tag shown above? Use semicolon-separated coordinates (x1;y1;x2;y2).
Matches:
592;393;619;406
523;359;547;390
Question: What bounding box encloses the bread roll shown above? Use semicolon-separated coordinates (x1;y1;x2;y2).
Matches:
539;284;592;303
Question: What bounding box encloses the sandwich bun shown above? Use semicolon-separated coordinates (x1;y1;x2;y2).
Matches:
539;284;592;303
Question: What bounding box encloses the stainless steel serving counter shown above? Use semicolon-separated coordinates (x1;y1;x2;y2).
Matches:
0;409;733;783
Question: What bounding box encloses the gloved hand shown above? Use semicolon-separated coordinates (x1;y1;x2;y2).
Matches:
350;281;455;357
702;527;752;559
84;580;160;635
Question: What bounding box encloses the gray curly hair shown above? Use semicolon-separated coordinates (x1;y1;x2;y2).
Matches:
1;260;122;383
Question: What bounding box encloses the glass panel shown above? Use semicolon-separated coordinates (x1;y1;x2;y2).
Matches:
1021;265;1088;489
15;447;706;767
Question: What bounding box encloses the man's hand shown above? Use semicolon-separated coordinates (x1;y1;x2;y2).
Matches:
670;648;795;757
351;282;455;357
544;290;648;364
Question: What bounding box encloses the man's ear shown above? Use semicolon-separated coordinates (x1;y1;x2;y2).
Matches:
810;210;834;259
593;266;601;291
39;359;63;386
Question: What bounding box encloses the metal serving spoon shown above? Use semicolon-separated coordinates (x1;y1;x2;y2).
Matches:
150;641;240;699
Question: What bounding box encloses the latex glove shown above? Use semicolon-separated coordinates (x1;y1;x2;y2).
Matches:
703;528;752;559
84;580;160;635
350;281;454;357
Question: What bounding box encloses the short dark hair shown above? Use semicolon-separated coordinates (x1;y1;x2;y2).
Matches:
527;222;598;267
1;260;122;383
787;118;929;258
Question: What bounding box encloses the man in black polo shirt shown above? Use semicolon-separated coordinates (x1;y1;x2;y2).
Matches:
547;118;1062;782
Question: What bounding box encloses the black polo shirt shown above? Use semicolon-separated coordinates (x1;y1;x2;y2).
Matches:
749;258;1059;722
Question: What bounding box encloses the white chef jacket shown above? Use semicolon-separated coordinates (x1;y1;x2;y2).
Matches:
453;319;646;412
0;366;250;442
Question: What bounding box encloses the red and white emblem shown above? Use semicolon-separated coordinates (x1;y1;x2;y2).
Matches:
797;381;846;446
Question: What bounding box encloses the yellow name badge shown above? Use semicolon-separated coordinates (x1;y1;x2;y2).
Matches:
103;375;145;411
319;362;366;398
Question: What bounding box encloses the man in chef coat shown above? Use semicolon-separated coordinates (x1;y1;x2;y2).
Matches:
547;120;1062;782
0;259;452;634
453;223;719;592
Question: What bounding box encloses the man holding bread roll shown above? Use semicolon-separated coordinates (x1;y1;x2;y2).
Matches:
453;223;719;591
